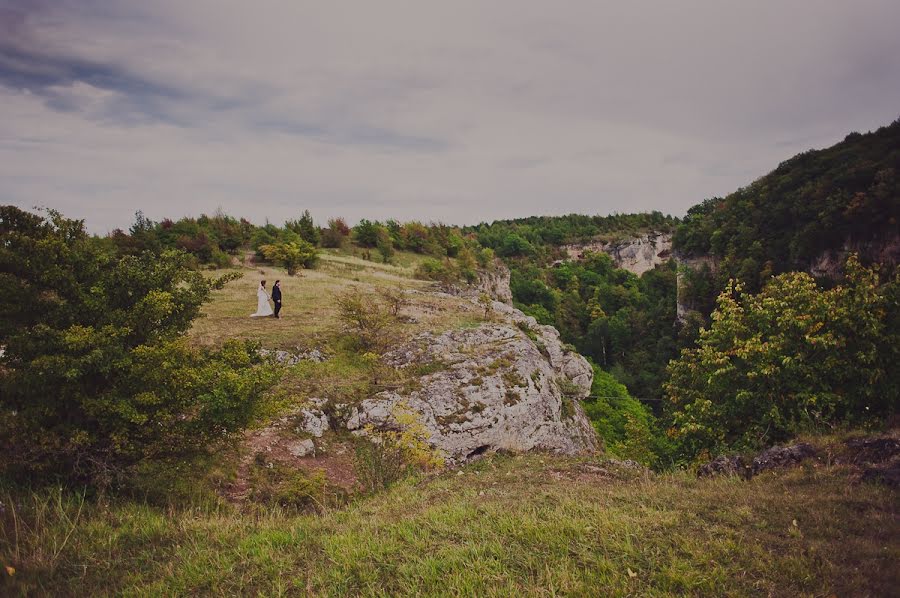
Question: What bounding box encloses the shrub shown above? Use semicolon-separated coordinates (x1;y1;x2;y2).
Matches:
284;210;320;246
582;366;659;467
0;206;278;487
414;258;456;284
334;287;394;351
377;285;408;317
353;402;444;492
259;240;319;274
321;218;350;248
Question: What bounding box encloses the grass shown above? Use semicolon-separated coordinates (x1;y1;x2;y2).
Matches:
2;454;897;596
189;251;481;351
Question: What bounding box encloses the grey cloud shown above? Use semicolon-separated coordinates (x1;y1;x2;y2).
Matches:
1;0;899;233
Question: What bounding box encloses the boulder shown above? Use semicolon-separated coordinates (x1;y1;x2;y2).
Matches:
750;443;817;476
697;455;748;478
296;398;329;438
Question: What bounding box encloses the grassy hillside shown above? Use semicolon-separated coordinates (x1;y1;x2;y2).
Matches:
3;452;897;596
189;248;479;350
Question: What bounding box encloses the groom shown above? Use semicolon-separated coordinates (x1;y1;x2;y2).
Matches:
271;280;282;318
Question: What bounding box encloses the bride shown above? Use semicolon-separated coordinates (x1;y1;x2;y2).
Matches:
250;280;274;317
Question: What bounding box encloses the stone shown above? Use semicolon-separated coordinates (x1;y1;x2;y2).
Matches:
286;438;315;458
697;455;748;478
297;401;329;438
750;443;817;476
347;310;599;463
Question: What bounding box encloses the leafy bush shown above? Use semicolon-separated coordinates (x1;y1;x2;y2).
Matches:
259;240;319;274
665;255;899;460
334;287;394;351
284;210;320;246
246;457;331;512
0;206;278;487
321;218;350;248
353;402;444;492
581;367;659;466
414;258;456;284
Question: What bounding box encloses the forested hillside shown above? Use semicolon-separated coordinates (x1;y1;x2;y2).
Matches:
675;119;900;294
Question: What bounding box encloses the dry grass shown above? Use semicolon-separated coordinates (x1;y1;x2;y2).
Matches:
189;250;481;351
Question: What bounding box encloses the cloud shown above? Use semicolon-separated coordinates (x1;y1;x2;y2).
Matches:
1;1;899;232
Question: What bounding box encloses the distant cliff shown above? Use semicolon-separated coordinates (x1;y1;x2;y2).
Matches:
561;232;673;276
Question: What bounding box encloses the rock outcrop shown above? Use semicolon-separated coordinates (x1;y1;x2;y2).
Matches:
698;442;819;480
562;232;673;276
346;299;599;463
474;260;514;304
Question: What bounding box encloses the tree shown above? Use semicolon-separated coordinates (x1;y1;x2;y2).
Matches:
285;210;320;246
353;219;381;247
0;206;277;486
321;218;350;248
260;240;319;274
665;255;898;460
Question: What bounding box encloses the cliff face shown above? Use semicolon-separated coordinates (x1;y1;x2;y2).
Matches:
809;233;900;278
562;232;673;276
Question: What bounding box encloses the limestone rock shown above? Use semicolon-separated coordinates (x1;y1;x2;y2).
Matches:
347;316;598;463
286;438;316;458
297;398;329;438
562;232;673;276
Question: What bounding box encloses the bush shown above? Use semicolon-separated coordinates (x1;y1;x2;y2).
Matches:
581;367;659;466
353;402;444;492
259;240;319;274
284;210;320;246
334;287;394;351
321;218;350;248
414;258;458;285
0;206;278;487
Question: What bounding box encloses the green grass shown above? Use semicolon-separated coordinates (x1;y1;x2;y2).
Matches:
2;455;897;596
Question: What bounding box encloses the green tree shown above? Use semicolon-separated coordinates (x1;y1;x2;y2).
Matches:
0;206;277;486
665;255;898;460
260;240;319;274
285;210;320;246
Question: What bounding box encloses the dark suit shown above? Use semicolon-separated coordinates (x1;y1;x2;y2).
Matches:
272;284;282;318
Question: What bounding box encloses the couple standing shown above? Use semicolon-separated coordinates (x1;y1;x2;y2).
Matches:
250;280;282;318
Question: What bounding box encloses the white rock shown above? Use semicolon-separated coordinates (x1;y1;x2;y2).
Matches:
286;438;315;457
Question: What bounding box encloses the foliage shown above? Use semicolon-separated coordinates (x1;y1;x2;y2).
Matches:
353;402;445;492
0;206;277;486
665;255;899;460
259;239;319;274
581;367;661;466
377;285;408;317
246;457;333;512
673;119;900;303
111;210;252;264
334;287;395;351
321;218;351;248
284;210;320;246
508;253;679;401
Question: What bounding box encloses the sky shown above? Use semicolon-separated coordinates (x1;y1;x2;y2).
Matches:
2;1;899;234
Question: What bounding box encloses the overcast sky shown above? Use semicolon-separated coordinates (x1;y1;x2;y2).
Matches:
2;1;899;233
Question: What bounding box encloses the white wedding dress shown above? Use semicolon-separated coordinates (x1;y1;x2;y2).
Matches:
250;283;274;317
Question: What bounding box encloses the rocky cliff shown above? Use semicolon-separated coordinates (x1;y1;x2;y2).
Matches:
562;232;673;276
347;299;599;463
